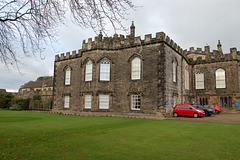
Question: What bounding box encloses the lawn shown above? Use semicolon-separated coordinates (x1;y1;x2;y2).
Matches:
0;110;240;160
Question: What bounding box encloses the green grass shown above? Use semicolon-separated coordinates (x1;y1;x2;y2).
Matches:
0;110;240;160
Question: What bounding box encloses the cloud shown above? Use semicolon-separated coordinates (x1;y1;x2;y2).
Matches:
1;0;240;91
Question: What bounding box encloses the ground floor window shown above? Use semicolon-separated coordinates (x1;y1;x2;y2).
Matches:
199;97;208;105
85;95;92;109
131;95;141;110
220;97;232;107
99;95;109;109
64;96;70;108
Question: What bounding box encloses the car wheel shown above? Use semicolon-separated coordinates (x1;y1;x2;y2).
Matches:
205;111;209;116
215;110;219;114
173;112;178;117
193;113;198;118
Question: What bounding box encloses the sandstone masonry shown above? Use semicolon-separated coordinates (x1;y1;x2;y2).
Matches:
53;22;240;117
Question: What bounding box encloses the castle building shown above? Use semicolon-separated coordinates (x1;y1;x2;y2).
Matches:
53;22;240;117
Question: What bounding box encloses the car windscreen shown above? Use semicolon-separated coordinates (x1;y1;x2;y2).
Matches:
188;105;196;109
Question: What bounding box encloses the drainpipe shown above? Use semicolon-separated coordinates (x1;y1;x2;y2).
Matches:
192;64;195;103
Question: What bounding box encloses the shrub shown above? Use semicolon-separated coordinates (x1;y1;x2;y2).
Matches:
0;92;14;109
33;95;41;100
10;98;30;110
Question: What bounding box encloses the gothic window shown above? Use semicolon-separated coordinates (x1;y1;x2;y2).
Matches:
172;60;177;82
131;57;141;80
99;94;109;109
216;68;226;88
131;95;141;110
65;67;71;85
185;65;189;90
64;96;70;108
85;61;93;81
195;71;204;89
85;95;92;109
100;59;110;81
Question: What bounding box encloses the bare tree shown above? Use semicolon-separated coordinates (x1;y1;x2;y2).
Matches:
0;0;135;68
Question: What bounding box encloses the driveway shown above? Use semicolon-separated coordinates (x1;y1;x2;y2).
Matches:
166;112;240;123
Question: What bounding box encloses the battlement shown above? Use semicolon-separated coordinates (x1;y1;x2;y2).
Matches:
55;22;186;62
186;44;240;64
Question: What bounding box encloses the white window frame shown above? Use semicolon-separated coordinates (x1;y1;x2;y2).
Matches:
131;57;141;80
64;96;70;108
173;61;177;82
195;72;204;89
99;94;109;109
100;59;110;81
65;67;71;85
84;95;92;109
131;95;141;110
85;61;93;81
216;68;226;88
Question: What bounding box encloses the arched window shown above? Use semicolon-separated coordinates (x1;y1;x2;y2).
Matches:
172;60;177;82
65;67;71;85
100;59;110;81
85;61;92;81
195;71;204;89
131;57;141;80
216;68;226;88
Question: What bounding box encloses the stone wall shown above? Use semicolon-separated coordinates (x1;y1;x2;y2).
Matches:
53;39;187;116
190;58;240;110
54;44;164;114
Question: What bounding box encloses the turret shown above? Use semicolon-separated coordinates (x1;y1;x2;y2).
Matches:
98;30;103;41
217;40;223;56
130;21;135;38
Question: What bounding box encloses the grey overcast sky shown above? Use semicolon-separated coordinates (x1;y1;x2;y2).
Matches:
1;0;240;92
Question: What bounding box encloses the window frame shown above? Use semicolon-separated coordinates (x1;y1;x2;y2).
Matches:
100;59;110;81
131;57;141;80
215;68;226;89
131;95;141;110
99;94;109;109
85;61;93;81
195;71;204;89
64;96;70;109
172;60;177;83
65;67;71;85
84;95;92;109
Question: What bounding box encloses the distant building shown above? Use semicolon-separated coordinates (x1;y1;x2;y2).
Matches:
53;22;240;117
0;89;7;93
18;76;53;110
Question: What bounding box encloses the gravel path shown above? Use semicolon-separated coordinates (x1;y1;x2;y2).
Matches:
166;112;240;123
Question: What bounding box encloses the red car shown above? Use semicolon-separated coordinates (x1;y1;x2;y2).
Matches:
173;104;205;118
204;105;221;114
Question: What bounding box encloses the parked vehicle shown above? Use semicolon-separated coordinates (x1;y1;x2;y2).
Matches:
204;105;221;114
191;104;215;116
173;104;205;118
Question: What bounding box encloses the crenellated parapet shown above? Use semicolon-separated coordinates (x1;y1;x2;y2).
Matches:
55;49;83;62
55;22;186;62
186;42;240;64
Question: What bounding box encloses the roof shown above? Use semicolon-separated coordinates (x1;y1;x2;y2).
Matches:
0;89;7;93
21;80;53;89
